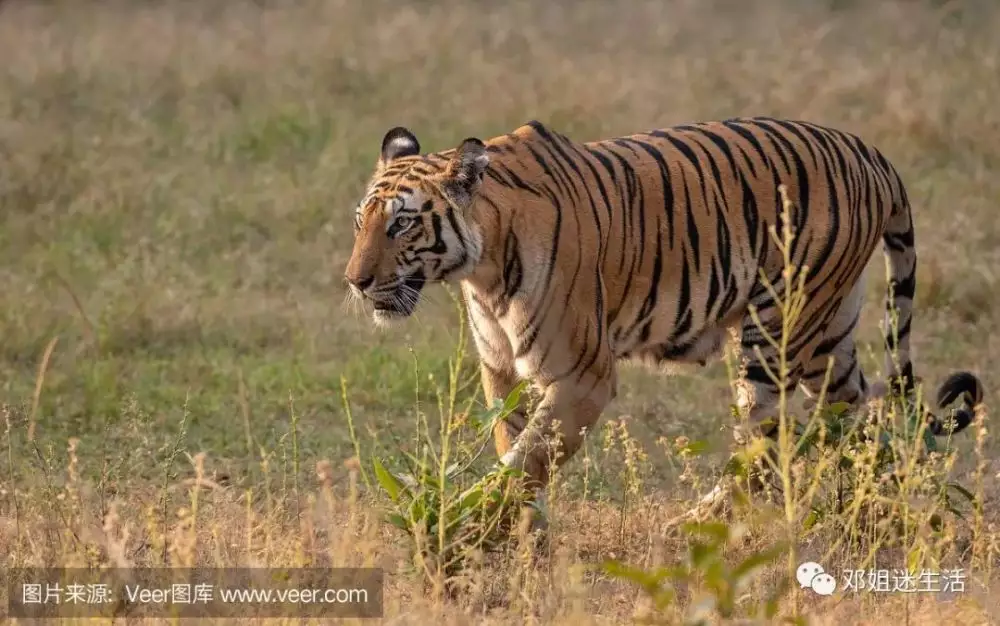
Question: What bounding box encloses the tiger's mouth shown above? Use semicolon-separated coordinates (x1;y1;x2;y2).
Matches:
370;272;426;322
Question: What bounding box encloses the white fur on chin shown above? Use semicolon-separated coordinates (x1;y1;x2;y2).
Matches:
372;309;406;328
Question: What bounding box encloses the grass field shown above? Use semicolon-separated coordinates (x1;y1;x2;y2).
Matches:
2;0;999;623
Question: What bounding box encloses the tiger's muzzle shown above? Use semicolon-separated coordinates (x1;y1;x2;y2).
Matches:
363;271;426;321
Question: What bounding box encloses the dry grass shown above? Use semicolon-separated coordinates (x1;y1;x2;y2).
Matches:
1;0;999;623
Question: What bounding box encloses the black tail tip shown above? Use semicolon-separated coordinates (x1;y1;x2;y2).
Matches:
941;409;975;435
936;371;984;410
929;371;984;436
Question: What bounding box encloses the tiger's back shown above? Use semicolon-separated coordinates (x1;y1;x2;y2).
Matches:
483;119;897;377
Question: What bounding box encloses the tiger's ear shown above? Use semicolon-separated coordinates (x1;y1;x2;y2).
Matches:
379;127;420;165
443;138;489;208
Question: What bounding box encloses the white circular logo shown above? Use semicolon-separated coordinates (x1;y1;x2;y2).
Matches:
797;561;837;596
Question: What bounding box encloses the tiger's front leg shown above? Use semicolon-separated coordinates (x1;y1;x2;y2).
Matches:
498;367;617;490
468;278;616;533
494;333;617;538
479;360;529;463
468;307;554;531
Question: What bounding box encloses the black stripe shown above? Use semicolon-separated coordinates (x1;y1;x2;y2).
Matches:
502;229;523;301
812;308;861;359
411;213;447;254
705;262;721;321
635;219;664;343
623;138;675;247
672;250;693;338
738;171;760;259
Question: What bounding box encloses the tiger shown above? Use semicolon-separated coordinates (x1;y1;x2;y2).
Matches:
344;117;985;523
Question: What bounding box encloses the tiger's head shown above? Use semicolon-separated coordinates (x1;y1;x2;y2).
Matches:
344;127;490;324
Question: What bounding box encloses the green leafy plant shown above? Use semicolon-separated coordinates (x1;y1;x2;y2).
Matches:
361;290;538;587
372;450;532;581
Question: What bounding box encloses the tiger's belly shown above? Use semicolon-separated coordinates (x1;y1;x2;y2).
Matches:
616;325;733;370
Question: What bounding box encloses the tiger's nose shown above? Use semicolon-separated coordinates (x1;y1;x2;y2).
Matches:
346;274;375;293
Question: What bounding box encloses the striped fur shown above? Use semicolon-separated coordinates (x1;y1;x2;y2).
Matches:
344;118;985;488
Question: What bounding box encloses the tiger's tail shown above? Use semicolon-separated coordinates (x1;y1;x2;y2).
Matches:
881;167;984;436
881;172;918;397
927;371;985;435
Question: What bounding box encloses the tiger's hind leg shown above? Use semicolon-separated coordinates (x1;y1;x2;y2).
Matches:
676;274;880;525
730;314;807;451
678;309;810;523
799;278;874;411
729;313;810;500
740;279;877;503
688;282;866;521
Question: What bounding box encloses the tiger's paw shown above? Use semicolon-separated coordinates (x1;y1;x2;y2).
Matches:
516;491;550;554
525;490;549;532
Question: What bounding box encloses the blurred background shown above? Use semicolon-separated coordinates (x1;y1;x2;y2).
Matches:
1;0;998;495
